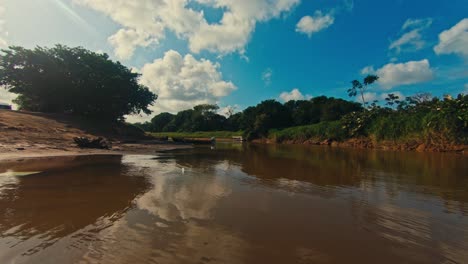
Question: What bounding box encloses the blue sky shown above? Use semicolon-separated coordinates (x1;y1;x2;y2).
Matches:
0;0;467;121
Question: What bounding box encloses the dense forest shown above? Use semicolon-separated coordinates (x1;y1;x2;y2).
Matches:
135;92;468;146
135;96;362;138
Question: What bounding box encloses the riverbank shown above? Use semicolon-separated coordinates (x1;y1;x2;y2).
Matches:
253;137;467;154
150;131;243;139
0;142;192;161
0;110;191;161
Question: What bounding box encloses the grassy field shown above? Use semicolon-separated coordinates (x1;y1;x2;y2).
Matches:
150;131;243;139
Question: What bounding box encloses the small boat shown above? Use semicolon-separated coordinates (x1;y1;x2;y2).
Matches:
232;136;244;142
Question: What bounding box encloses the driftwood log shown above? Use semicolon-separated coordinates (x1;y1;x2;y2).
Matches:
73;137;111;149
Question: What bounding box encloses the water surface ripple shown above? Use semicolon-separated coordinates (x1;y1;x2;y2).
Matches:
0;144;467;263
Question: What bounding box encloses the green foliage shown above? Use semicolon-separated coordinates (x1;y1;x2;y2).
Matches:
342;94;467;144
384;93;401;108
240;100;291;139
421;94;467;144
135;96;362;140
270;121;346;142
150;112;175;132
348;75;379;106
137;104;228;133
134;85;466;146
225;112;242;131
368;112;422;141
132;122;153;132
341;107;387;137
150;131;243;139
284;96;362;126
0;45;156;121
271;93;467;145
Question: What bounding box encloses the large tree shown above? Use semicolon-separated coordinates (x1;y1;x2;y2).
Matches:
348;75;379;106
0;45;157;121
150;112;175;132
240;100;292;139
163;104;226;132
285;97;363;126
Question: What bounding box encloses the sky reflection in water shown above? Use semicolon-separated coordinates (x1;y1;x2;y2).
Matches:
0;144;467;264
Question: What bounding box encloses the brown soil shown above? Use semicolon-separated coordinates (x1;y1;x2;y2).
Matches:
0;110;190;160
253;137;467;154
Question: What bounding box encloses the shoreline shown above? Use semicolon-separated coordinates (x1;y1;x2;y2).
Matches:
2;139;466;162
0;142;192;162
0;110;193;162
253;138;467;154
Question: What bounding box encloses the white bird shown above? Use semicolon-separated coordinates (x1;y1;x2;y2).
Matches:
182;168;185;174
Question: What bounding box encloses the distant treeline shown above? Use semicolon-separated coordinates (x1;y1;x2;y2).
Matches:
136;93;467;145
134;96;362;139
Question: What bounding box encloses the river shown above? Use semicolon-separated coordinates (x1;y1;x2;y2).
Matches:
0;144;467;263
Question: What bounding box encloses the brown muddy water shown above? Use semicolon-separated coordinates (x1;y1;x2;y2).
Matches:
0;144;467;264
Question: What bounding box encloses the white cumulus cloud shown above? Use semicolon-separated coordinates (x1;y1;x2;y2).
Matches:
279;88;311;102
218;104;241;117
390;30;424;52
389;18;432;53
75;0;300;59
295;11;334;37
355;92;405;104
361;92;377;103
402;18;433;30
0;88;16;108
0;5;8;48
362;59;434;89
128;50;236;122
360;65;375;75
262;68;273;86
108;29;159;61
434;18;468;57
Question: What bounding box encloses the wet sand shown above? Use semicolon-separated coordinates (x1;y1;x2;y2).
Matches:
0;142;192;161
0;110;191;161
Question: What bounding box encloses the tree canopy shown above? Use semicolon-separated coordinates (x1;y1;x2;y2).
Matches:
141;104;227;133
0;45;157;121
135;89;466;145
136;96;363;140
348;74;379;106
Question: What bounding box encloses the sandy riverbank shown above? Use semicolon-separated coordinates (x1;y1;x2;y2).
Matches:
0;142;192;161
0;110;191;161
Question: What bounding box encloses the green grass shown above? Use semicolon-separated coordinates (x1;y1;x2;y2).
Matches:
269;121;347;142
374;114;466;144
150;131;243;139
269;110;467;145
